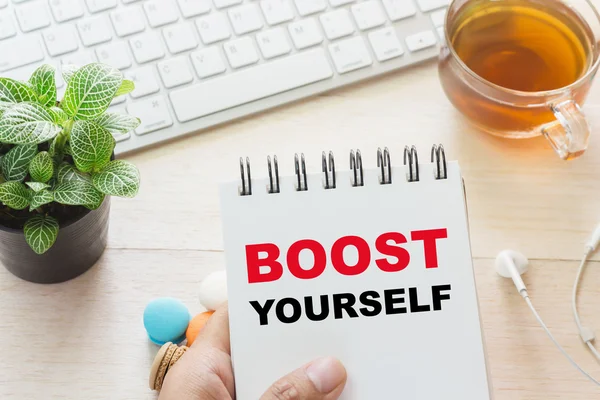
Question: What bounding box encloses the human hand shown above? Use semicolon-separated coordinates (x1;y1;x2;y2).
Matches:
159;304;347;400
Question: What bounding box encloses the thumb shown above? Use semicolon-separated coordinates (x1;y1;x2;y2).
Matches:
260;357;347;400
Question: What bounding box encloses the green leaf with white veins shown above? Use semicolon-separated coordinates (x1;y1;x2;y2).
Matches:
29;151;54;183
24;215;59;255
62;64;122;120
61;64;78;86
26;182;50;192
0;181;30;210
92;160;140;198
0;78;37;114
29;189;53;210
49;106;69;125
54;181;104;206
114;80;134;97
70;120;115;173
29;64;57;108
84;193;105;210
94;112;140;135
0;102;62;144
57;162;91;184
2;144;38;181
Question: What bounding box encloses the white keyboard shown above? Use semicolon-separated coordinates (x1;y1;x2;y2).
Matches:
0;0;448;154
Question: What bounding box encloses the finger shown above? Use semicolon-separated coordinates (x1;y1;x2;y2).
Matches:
260;357;347;400
158;346;233;400
193;302;230;354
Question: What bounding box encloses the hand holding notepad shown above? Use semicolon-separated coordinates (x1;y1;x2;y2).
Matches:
219;146;492;399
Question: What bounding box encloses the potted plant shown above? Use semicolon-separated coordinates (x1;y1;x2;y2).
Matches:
0;63;140;284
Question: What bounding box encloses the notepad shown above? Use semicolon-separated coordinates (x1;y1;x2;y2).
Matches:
219;146;492;399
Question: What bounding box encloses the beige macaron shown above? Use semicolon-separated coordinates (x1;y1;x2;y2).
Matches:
149;342;190;391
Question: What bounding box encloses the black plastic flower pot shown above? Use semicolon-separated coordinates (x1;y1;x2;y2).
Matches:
0;197;110;284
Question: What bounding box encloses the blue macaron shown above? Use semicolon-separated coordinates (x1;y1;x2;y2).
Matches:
144;298;191;345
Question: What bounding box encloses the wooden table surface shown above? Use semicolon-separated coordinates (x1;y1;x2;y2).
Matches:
2;40;600;400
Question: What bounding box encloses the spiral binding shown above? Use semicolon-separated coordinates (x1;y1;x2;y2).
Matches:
322;151;336;189
377;147;392;185
294;153;308;191
238;145;447;195
350;150;364;187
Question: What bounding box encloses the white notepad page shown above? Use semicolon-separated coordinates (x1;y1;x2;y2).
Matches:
220;157;492;400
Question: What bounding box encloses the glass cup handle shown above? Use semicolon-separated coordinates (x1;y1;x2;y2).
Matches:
542;100;591;160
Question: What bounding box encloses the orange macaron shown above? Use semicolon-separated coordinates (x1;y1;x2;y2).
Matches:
186;311;214;346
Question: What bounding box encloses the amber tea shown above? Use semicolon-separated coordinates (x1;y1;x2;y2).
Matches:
439;0;598;143
452;0;593;92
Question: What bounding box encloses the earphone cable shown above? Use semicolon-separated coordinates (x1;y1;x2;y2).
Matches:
571;249;600;362
524;295;600;386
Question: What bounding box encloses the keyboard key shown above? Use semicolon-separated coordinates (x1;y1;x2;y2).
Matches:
294;0;326;16
288;18;322;49
127;96;173;135
0;36;44;72
260;0;294;26
61;50;97;67
0;10;17;39
50;0;84;22
43;25;79;56
171;48;333;122
431;9;446;27
77;16;113;46
144;0;179;27
163;24;198;54
15;2;51;32
125;66;160;98
257;27;291;59
381;0;416;21
351;1;385;31
190;46;226;78
5;63;45;83
113;130;131;142
228;4;263;35
0;0;7;7
417;0;449;12
224;37;258;69
329;0;353;7
405;30;437;51
85;0;117;13
122;0;142;3
111;6;146;37
329;36;372;73
437;26;444;40
111;95;126;105
368;26;403;61
196;13;231;44
130;32;165;63
177;0;211;17
213;0;242;9
158;57;194;88
320;9;354;40
96;41;132;70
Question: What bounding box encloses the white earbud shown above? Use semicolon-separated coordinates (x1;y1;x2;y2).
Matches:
495;250;529;297
495;242;600;386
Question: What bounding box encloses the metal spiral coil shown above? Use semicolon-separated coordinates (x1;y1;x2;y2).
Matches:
295;153;308;191
404;146;419;182
267;155;280;194
377;147;392;185
238;145;447;195
322;151;336;189
431;144;447;180
239;157;252;196
350;149;364;187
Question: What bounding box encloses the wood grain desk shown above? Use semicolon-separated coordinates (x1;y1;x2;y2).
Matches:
2;48;600;400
